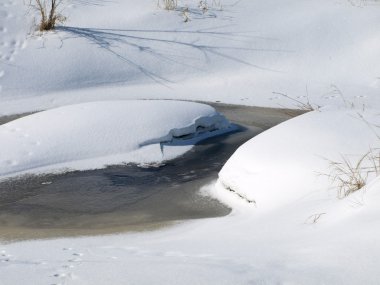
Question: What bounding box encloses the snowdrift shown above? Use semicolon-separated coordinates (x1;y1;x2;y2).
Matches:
0;100;230;179
218;108;380;210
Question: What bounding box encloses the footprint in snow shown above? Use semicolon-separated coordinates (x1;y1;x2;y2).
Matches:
0;250;12;262
323;95;337;100
68;258;82;263
4;55;14;62
52;272;77;282
53;273;67;278
62;247;73;251
52;251;78;283
62;264;75;269
10;40;18;47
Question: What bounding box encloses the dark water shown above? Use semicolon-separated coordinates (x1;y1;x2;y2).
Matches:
0;103;303;240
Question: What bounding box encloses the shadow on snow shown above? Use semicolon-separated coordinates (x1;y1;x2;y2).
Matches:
56;25;289;84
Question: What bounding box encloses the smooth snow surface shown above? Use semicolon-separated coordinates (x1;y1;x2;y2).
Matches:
0;100;229;179
218;108;380;210
0;0;379;114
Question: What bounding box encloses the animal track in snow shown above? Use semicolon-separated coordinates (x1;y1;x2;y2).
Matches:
68;258;82;263
10;40;18;47
323;95;337;100
52;271;77;284
53;273;67;278
4;55;14;62
67;250;84;262
0;38;27;64
62;247;73;251
0;250;12;263
49;248;81;284
62;264;75;269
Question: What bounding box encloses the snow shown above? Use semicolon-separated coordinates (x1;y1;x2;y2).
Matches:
0;100;230;179
218;108;380;211
0;0;380;284
2;177;380;284
0;0;380;115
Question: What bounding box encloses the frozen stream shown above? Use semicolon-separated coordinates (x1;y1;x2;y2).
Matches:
0;103;303;241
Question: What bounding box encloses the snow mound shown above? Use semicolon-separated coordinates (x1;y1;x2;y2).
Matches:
0;100;230;179
218;108;380;211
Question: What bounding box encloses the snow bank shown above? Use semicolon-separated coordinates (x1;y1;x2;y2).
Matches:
0;100;229;179
218;108;380;210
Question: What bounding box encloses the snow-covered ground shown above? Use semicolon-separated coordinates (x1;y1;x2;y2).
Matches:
0;0;380;114
0;100;230;179
1;0;380;284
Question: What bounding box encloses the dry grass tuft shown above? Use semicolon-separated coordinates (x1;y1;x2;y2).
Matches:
159;0;178;10
29;0;66;31
272;88;320;112
326;150;380;198
199;1;208;13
